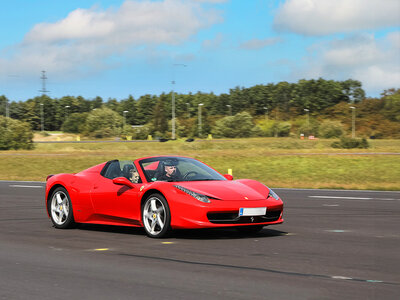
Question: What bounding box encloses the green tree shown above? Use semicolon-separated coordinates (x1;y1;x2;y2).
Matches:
85;107;123;138
105;98;119;111
381;89;400;122
152;94;168;135
0;95;8;116
120;95;137;125
257;120;291;137
296;117;319;137
0;116;34;150
319;120;344;138
341;79;365;103
212;112;258;138
136;95;157;124
62;112;89;133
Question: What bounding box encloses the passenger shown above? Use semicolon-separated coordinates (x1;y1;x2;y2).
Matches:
129;169;140;183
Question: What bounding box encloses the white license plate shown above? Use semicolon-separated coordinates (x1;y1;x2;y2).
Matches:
239;207;267;216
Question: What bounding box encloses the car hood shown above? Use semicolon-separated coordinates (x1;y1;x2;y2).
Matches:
175;180;267;201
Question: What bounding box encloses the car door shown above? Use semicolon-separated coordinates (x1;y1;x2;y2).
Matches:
90;160;141;224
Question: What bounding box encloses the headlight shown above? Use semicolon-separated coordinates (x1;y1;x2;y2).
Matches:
174;185;211;203
268;188;280;201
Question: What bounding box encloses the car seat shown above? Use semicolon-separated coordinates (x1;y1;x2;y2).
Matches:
122;164;134;180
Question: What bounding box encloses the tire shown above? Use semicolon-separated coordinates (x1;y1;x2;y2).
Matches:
142;193;171;238
235;225;264;234
48;187;75;229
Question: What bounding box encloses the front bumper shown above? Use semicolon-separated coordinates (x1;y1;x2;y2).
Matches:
171;199;283;229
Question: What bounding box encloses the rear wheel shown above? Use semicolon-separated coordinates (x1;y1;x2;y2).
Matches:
235;225;264;234
48;187;75;229
142;193;171;238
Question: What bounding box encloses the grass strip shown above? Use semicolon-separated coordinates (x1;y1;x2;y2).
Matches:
0;138;399;190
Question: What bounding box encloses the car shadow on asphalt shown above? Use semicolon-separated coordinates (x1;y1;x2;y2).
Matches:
172;228;288;240
76;223;288;240
76;223;146;235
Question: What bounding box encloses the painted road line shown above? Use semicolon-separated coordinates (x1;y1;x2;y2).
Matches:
310;196;372;200
9;185;44;188
86;248;111;252
331;276;352;280
309;196;399;201
0;180;46;183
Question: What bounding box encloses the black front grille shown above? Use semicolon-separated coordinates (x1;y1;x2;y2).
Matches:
207;210;281;224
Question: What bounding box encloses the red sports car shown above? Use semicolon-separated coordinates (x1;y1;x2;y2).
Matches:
45;156;284;238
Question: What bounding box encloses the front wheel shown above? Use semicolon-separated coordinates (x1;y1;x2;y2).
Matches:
142;193;171;238
48;187;75;229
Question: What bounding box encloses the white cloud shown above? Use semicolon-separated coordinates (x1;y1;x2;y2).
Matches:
0;0;222;77
239;37;283;50
274;0;400;35
387;31;400;48
295;32;400;95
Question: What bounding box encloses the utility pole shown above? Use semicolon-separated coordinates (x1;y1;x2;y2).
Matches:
263;107;268;121
198;103;204;137
123;110;129;127
171;80;176;139
350;106;356;138
40;103;44;132
226;104;232;116
171;64;187;140
186;103;190;119
304;108;309;127
65;105;70;120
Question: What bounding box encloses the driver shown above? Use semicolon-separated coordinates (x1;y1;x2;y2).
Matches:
156;159;182;181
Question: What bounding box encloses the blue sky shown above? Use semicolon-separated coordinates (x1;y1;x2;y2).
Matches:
0;0;399;101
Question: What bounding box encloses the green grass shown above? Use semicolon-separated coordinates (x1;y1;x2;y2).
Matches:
1;138;399;190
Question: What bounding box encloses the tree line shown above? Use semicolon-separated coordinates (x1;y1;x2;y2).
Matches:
0;78;399;143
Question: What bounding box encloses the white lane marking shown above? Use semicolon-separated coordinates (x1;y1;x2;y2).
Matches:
309;196;399;201
323;204;339;207
274;188;400;193
9;185;44;188
332;276;352;280
310;196;372;200
0;180;46;183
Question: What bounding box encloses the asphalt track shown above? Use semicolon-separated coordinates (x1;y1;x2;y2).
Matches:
0;181;399;300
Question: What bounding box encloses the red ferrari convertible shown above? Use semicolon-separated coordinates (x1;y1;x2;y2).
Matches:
45;156;284;238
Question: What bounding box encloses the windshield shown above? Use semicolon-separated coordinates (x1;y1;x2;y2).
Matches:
139;157;226;182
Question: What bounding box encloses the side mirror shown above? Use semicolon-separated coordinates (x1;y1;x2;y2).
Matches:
112;177;135;188
223;174;233;181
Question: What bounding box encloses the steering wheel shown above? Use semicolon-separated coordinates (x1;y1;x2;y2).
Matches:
183;171;198;180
